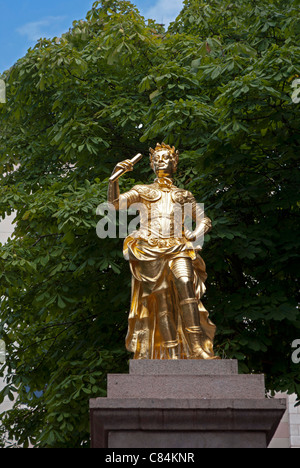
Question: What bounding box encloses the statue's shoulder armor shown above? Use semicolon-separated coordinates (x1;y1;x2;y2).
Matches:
132;184;161;202
171;188;195;204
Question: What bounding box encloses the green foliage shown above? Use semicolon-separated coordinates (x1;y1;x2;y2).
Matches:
0;0;299;447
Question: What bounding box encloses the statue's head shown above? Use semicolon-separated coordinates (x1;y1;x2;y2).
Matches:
149;142;179;177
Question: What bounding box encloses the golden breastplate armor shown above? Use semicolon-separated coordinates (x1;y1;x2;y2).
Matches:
132;183;193;241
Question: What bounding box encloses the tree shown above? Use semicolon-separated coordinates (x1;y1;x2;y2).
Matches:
0;0;299;448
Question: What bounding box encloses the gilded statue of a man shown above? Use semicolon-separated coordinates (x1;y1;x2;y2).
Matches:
108;143;218;360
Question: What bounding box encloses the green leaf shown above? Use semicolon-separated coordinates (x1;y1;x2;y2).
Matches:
149;89;160;100
57;296;66;309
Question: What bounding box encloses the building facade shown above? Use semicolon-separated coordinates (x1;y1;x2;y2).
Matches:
269;393;300;448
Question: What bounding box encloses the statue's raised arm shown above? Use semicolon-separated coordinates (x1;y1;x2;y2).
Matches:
107;154;142;209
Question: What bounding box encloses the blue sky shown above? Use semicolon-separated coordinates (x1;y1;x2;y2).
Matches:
0;0;184;73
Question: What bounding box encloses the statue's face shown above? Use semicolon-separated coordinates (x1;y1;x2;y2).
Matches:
152;150;175;177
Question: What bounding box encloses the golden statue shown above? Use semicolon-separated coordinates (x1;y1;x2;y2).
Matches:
108;143;218;360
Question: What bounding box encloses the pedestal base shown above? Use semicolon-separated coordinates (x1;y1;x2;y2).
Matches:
90;360;286;449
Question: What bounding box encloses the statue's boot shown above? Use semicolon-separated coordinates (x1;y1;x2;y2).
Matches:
186;327;220;359
180;298;220;360
163;340;179;360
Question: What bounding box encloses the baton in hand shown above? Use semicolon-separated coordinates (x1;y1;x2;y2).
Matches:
109;153;143;182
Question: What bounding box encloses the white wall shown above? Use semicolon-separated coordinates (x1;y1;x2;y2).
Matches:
0;214;15;419
269;393;300;449
0;213;15;244
289;394;300;448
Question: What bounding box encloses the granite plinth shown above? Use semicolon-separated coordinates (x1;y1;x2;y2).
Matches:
109;430;267;449
90;360;286;449
107;374;265;400
129;358;238;375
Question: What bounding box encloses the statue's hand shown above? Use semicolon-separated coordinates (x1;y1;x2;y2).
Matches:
184;228;196;242
113;159;134;176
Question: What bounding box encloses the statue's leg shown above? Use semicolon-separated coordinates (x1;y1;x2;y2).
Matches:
156;289;178;359
136;300;151;359
170;257;212;359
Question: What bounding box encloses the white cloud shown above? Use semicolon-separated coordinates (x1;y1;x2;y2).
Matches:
143;0;184;26
16;16;66;42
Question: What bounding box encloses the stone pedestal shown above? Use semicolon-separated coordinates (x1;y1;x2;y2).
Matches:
90;360;286;449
